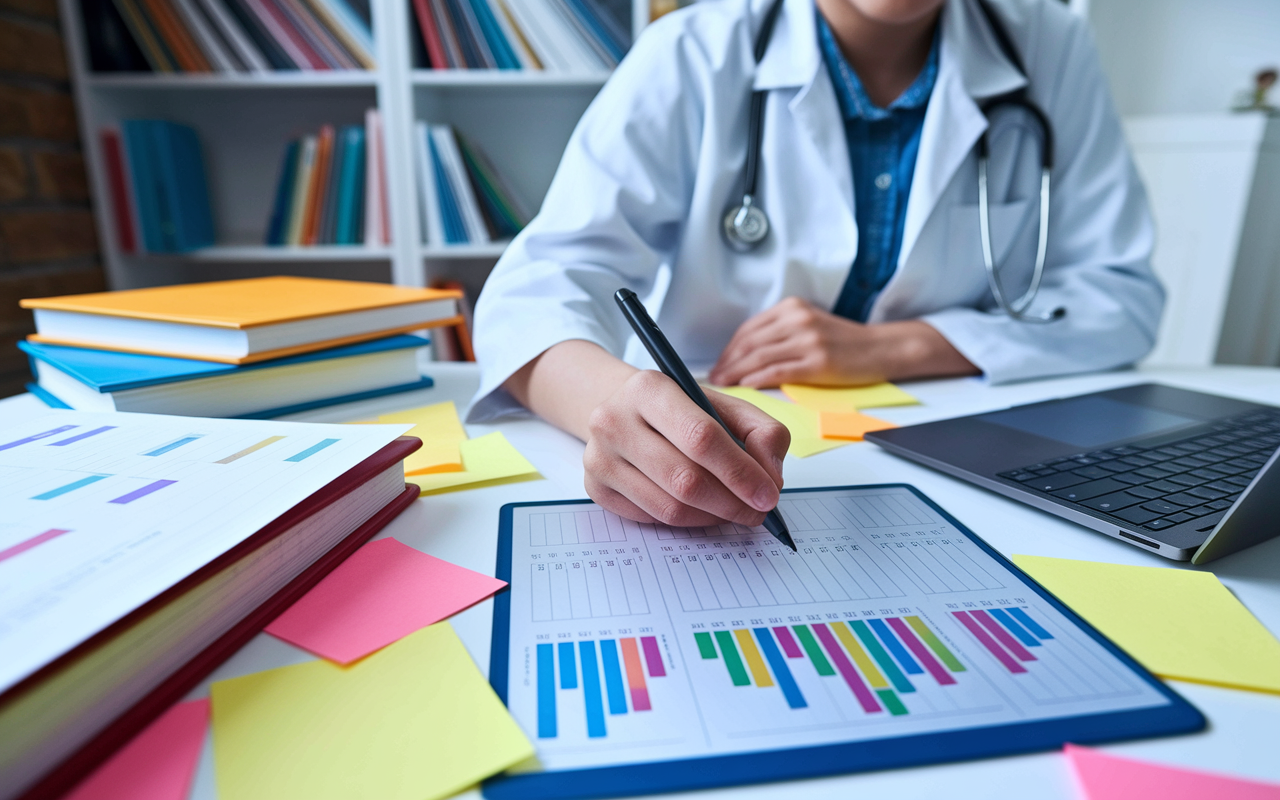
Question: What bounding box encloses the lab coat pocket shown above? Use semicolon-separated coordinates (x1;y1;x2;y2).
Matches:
947;199;1037;303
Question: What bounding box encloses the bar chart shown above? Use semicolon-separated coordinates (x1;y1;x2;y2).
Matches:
536;635;668;739
530;552;652;621
696;615;968;717
949;606;1136;702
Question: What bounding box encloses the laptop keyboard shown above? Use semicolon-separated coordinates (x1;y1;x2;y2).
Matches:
998;409;1280;534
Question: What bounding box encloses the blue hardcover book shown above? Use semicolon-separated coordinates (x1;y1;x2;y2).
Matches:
429;133;468;244
564;0;625;61
266;139;300;246
319;131;346;245
156;121;216;250
335;126;366;245
466;0;518;69
121;120;166;253
21;335;435;419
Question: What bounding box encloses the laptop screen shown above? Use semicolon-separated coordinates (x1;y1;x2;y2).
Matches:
977;396;1201;449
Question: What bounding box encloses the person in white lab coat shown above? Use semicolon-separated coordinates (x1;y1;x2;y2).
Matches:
469;0;1163;530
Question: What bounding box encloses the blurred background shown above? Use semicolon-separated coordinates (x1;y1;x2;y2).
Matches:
0;0;1276;397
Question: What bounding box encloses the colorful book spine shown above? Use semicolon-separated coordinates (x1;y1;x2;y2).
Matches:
100;129;140;254
265;139;300;245
264;118;377;247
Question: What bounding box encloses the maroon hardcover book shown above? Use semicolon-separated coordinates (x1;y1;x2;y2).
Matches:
11;436;422;800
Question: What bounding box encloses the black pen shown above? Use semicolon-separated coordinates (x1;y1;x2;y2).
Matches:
614;288;795;551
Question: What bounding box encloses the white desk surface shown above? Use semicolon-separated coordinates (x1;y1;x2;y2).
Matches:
5;364;1279;799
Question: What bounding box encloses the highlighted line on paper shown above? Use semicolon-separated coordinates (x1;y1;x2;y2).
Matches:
216;436;285;464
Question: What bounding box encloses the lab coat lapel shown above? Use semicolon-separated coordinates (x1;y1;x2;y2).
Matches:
895;0;1029;288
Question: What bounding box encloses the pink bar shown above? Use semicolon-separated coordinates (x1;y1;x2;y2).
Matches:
953;611;1026;673
772;626;803;658
811;624;882;713
887;617;956;686
640;636;666;677
630;687;651;711
971;609;1037;661
0;528;70;564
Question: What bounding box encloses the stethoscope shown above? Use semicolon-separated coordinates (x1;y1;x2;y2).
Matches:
722;0;1066;323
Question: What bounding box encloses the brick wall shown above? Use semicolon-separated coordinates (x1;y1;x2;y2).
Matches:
0;0;105;398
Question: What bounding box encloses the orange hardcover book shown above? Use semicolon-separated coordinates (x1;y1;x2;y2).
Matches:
138;0;212;71
301;125;335;246
22;276;463;364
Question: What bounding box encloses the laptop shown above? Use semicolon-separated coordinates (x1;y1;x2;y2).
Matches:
863;384;1280;564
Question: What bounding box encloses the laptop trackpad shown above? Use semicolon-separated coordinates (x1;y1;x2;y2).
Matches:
977;396;1200;450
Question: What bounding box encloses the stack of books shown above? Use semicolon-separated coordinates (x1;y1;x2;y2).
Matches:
100;120;216;254
18;276;463;418
411;0;628;71
0;410;420;799
415;123;528;246
80;0;375;73
264;110;390;247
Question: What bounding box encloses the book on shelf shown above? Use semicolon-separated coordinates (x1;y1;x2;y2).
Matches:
101;120;215;254
427;279;475;361
414;122;527;246
20;275;463;364
0;411;419;800
410;0;628;71
265;112;382;246
80;0;374;72
21;334;434;418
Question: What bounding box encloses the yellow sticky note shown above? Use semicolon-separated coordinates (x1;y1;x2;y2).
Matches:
712;386;846;458
1011;555;1280;695
376;401;467;475
211;622;534;800
411;431;541;494
781;382;920;412
820;410;898;440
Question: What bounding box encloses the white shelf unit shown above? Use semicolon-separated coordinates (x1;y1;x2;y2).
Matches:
59;0;646;292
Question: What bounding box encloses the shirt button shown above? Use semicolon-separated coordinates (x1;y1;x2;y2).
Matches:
875;173;893;190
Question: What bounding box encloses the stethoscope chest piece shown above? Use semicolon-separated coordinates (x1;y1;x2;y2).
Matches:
723;194;769;251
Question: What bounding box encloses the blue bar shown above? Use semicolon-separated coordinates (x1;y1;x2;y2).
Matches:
868;618;924;674
753;628;807;709
558;642;577;689
599;639;628;714
49;426;116;446
578;641;607;738
537;644;557;738
144;437;200;456
285;438;340;462
32;474;109;500
990;608;1041;647
1009;607;1054;639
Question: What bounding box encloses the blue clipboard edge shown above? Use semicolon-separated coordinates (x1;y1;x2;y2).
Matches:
483;484;1206;800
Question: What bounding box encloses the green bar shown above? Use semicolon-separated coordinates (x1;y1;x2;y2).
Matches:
792;625;835;676
714;630;751;686
906;616;966;672
876;688;909;716
850;621;914;694
695;631;718;659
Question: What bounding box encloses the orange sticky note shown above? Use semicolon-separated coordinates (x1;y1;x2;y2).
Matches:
265;538;507;664
1065;744;1280;800
819;410;897;440
64;699;209;800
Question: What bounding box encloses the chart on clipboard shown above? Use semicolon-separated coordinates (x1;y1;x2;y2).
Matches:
496;486;1182;779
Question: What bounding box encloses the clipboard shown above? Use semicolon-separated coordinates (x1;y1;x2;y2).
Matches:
485;484;1204;799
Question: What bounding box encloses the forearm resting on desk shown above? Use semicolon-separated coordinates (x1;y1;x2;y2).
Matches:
504;340;790;529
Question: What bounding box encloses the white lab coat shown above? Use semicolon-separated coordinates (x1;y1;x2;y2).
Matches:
469;0;1162;420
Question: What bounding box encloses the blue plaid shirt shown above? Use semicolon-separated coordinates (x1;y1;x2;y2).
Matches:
818;14;940;322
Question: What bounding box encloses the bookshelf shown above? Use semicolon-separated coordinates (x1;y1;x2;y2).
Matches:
58;0;651;295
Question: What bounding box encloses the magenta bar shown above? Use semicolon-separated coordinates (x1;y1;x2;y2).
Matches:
887;618;956;686
772;626;803;658
108;479;177;505
953;611;1026;673
0;528;70;564
49;426;116;446
811;624;882;713
640;636;666;677
971;609;1037;662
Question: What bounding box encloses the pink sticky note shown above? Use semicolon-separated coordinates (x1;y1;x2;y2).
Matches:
64;699;209;800
265;537;508;664
1065;744;1280;800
